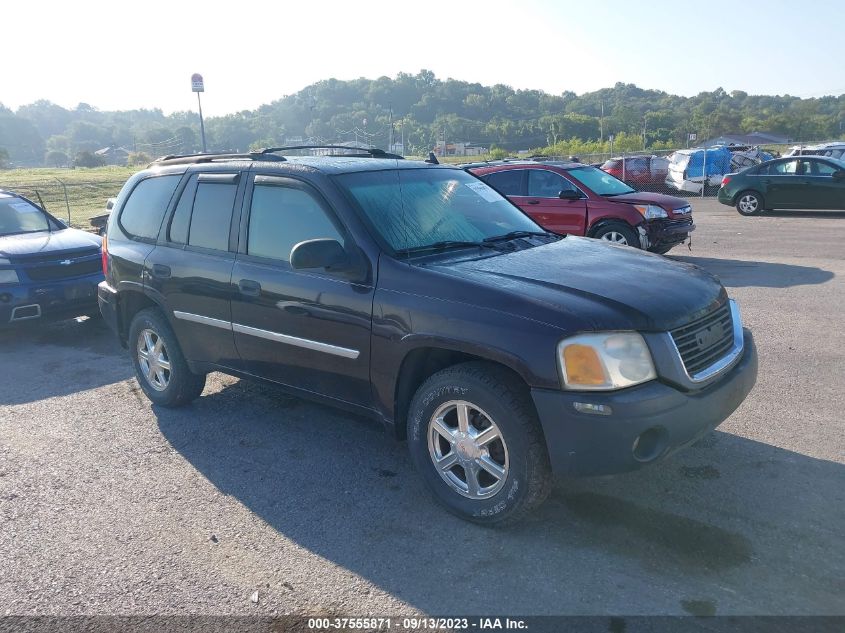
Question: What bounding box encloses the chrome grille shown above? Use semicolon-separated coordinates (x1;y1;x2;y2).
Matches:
671;303;734;377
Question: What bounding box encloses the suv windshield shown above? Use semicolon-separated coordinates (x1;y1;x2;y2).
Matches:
336;168;544;253
566;166;635;196
0;195;51;236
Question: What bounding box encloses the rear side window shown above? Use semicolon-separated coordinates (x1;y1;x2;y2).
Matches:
483;170;524;196
247;184;343;263
187;182;237;251
119;175;181;240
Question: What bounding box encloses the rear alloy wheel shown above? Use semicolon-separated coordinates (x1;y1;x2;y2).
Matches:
128;308;206;407
592;222;640;248
736;191;764;216
407;362;552;525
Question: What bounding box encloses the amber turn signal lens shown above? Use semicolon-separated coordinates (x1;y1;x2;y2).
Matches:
563;344;607;386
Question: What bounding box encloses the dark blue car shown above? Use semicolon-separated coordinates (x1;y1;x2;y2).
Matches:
0;189;103;326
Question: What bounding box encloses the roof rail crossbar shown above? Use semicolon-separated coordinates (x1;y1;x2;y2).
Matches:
258;145;404;159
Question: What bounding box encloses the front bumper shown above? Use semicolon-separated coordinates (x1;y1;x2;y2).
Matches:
643;217;695;248
531;329;757;477
0;274;102;326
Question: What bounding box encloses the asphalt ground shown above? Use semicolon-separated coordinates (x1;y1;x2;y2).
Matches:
1;199;843;619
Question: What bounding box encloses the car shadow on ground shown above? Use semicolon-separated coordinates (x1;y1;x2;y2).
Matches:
154;380;845;615
761;210;845;219
0;316;132;406
668;256;834;288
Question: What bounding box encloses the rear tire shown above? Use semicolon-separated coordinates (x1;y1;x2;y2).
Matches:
407;362;552;526
591;222;640;248
128;308;206;407
736;191;764;216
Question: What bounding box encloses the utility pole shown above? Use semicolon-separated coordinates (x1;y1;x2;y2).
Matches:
600;101;604;144
642;114;648;150
388;103;394;152
191;73;207;153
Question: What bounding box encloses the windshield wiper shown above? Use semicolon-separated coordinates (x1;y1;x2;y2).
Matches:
482;230;555;243
399;240;500;254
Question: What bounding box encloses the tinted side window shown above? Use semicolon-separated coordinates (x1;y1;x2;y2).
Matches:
528;170;575;197
484;170;524;196
167;175;198;244
188;183;237;251
247;185;343;263
119;175;181;240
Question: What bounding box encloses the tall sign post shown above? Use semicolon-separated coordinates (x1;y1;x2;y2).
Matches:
191;73;207;153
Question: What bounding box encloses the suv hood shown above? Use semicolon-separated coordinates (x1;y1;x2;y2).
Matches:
0;228;101;260
607;191;690;212
426;237;725;332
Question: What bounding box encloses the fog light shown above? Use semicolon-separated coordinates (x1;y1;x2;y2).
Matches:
573;402;613;416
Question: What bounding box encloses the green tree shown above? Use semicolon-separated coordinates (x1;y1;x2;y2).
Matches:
45;150;69;167
74;150;106;168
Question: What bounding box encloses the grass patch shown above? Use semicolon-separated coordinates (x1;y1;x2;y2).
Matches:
0;166;137;228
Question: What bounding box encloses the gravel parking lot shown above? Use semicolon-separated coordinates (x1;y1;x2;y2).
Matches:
1;199;843;618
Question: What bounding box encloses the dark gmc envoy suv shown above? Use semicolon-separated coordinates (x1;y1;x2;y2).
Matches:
99;147;758;524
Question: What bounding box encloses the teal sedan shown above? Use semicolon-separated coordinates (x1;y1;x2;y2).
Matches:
717;156;845;215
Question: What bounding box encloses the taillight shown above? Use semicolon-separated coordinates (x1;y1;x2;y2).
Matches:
721;175;731;187
101;234;108;277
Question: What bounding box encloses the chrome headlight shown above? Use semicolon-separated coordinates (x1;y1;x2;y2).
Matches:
634;204;668;219
0;268;19;284
558;332;657;391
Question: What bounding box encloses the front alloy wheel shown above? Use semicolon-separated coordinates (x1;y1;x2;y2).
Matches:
428;400;509;499
407;362;552;525
600;231;630;245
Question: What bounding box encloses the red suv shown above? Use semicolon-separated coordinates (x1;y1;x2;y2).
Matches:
600;154;669;190
468;160;694;254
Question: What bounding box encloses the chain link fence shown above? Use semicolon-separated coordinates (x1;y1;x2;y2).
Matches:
1;179;125;231
544;143;803;198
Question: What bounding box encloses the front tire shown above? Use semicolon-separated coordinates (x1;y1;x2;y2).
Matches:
407;362;552;525
592;222;640;248
128;308;206;407
736;191;764;216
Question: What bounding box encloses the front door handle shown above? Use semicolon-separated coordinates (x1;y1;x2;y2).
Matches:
527;200;540;205
238;279;261;297
151;264;171;279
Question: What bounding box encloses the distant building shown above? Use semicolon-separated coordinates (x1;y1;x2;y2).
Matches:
94;147;130;165
432;142;488;157
701;132;790;147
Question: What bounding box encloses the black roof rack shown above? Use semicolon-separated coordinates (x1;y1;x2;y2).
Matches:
151;145;404;167
152;152;286;166
258;145;404;159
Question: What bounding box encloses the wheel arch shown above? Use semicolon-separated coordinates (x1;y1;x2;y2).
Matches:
116;287;167;346
392;345;533;440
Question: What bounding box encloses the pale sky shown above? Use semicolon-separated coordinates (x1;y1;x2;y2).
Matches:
5;0;843;117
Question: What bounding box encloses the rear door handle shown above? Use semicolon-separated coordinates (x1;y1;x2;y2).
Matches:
527;200;540;205
238;279;261;297
151;264;171;279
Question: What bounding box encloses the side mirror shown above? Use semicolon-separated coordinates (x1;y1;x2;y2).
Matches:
558;189;581;200
832;170;845;180
290;238;349;271
105;199;115;211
